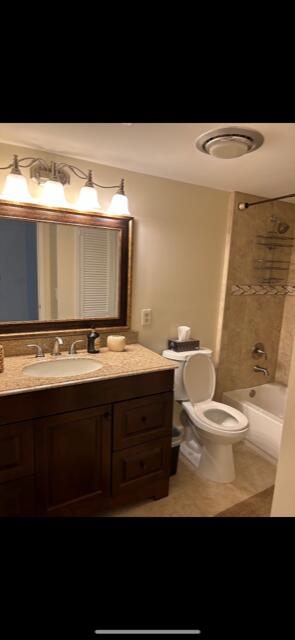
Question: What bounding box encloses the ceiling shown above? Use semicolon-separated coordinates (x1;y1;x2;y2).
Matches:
0;123;294;199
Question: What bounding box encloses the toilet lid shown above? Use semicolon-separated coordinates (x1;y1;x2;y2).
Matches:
183;354;215;403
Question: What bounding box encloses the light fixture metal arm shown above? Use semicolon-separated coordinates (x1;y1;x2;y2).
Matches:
92;181;121;189
0;162;14;170
55;163;121;189
56;163;89;180
17;157;50;169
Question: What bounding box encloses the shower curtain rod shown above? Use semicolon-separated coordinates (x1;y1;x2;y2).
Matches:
238;193;295;210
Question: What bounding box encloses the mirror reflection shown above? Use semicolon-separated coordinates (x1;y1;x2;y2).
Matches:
0;218;120;322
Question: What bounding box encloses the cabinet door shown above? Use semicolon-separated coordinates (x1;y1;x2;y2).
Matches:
0;422;34;484
35;405;111;516
0;476;35;516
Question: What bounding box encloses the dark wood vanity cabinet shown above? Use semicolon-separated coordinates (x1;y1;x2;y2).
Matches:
34;406;112;517
0;370;174;516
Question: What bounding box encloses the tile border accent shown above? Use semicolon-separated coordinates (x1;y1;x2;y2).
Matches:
231;284;295;296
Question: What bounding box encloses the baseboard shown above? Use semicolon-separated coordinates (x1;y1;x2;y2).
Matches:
242;440;277;466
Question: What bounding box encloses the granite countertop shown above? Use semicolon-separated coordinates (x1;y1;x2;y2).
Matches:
0;344;177;397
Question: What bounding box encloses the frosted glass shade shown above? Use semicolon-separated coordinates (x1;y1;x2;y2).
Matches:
204;137;252;159
109;193;129;214
1;173;32;202
76;185;101;210
40;180;68;207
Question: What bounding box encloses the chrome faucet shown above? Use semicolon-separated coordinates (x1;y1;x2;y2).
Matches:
27;344;45;358
51;336;64;356
253;365;270;376
68;339;84;355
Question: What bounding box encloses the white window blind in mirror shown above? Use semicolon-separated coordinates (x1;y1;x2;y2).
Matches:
78;227;120;318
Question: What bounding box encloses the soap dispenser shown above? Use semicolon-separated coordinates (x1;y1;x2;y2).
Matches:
87;329;100;353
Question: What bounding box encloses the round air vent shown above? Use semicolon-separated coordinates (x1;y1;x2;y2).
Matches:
195;127;264;159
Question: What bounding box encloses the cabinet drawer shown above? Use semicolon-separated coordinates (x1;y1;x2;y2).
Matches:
0;476;35;516
113;392;173;450
112;437;171;497
0;422;34;484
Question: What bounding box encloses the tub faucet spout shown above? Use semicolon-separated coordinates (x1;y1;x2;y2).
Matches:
253;365;270;376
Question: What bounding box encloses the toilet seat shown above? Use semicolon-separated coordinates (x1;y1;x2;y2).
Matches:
182;399;248;435
182;354;248;435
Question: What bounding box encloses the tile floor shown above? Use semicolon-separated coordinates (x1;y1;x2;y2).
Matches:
108;443;277;517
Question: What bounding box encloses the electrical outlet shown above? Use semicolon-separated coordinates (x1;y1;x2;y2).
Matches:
141;309;152;326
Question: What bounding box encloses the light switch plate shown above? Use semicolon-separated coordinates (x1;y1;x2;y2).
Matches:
141;309;152;326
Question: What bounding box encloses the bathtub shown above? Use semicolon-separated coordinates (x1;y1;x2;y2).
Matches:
222;382;287;461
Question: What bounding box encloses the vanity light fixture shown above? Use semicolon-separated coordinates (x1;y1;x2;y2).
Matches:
0;154;130;214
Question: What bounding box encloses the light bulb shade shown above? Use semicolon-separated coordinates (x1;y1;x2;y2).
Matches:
76;185;101;211
1;173;32;202
40;180;67;207
109;193;129;215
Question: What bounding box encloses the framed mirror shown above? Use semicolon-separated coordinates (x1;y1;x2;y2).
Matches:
0;200;133;334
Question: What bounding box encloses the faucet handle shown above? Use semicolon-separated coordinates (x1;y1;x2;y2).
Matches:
252;342;267;360
27;344;45;358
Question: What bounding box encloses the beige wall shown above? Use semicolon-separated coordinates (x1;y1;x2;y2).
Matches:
272;337;295;515
0;141;230;355
215;192;295;400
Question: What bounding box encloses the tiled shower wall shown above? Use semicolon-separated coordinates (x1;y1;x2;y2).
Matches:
215;192;295;400
276;242;295;384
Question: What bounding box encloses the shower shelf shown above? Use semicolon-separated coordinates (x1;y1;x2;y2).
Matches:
256;234;295;240
253;222;294;287
254;266;289;271
256;242;294;248
255;259;291;263
259;278;284;283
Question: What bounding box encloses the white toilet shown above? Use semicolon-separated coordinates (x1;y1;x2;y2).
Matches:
163;348;249;483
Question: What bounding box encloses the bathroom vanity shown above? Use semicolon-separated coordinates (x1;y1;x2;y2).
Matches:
0;200;175;516
0;346;175;517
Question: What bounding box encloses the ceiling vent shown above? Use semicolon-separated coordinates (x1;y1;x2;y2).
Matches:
195;127;264;159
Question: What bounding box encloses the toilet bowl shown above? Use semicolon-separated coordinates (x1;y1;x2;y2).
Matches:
162;349;249;483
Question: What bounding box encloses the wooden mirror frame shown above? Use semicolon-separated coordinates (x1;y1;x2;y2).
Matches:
0;199;133;334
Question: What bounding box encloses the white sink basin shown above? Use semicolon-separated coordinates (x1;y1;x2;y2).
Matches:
22;357;103;378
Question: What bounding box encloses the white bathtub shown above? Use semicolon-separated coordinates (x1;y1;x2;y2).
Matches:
223;383;287;461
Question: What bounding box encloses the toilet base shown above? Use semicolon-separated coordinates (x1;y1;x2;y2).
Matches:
198;441;236;483
181;437;236;483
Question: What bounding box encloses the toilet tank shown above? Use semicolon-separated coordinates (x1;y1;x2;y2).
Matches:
162;348;213;401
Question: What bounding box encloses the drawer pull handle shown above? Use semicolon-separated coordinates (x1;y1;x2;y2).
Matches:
140;460;146;469
141;416;147;423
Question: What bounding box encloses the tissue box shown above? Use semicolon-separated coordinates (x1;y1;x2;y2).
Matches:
167;339;200;352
